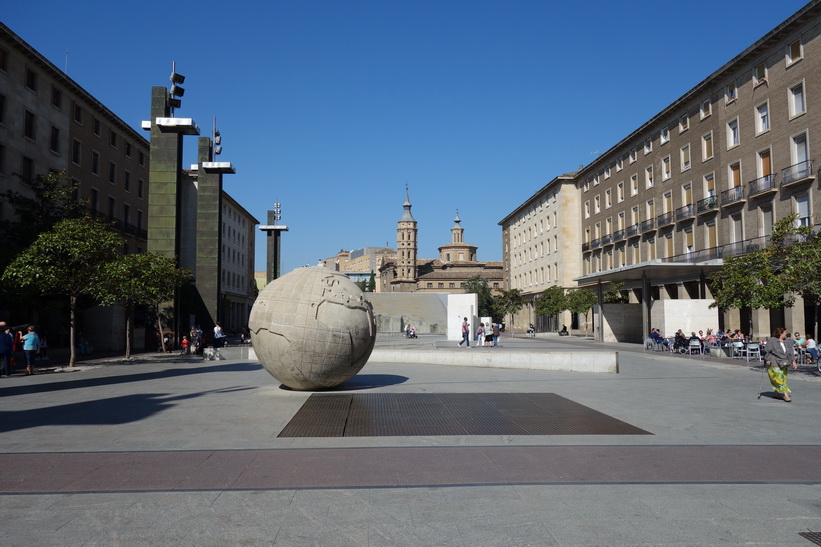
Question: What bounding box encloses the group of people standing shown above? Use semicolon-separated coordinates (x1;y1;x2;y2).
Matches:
458;317;501;348
0;321;42;376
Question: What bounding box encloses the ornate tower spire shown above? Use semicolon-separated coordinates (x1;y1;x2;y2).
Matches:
395;184;418;290
451;209;463;244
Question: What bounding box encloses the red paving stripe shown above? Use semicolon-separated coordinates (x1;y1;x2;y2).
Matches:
1;445;820;493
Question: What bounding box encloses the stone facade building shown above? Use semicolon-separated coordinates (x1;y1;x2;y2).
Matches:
379;189;504;294
0;23;151;349
502;1;821;340
499;173;581;331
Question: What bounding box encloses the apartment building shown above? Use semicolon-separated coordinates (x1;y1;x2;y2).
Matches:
574;1;821;339
0;23;151;350
220;193;259;332
499;173;581;331
0;23;149;252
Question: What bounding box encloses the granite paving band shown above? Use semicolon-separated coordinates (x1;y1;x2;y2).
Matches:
278;392;652;437
2;445;821;494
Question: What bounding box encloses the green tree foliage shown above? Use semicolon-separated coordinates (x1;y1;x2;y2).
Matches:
462;274;496;318
1;217;122;367
0;171;89;304
367;270;376;293
710;214;821;335
603;281;629;304
495;288;525;333
534;286;567;325
98;253;193;357
565;288;598;336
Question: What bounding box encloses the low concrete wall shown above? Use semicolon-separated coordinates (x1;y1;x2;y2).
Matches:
367;349;618;373
225;344;617;373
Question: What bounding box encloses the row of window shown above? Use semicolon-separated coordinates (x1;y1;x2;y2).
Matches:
510;264;560;290
511;235;560;269
221;268;248;293
586;38;807;190
583;190;813;260
511;212;558;249
88;188;144;234
585;129;811;222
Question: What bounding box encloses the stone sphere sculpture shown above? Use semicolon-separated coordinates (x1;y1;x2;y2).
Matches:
249;266;376;390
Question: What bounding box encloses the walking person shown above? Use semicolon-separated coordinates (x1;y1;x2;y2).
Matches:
477;323;485;347
763;327;798;402
213;322;226;348
458;317;470;348
21;325;40;375
492;322;501;347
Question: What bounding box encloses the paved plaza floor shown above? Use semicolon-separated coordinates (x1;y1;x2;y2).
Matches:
2;334;821;545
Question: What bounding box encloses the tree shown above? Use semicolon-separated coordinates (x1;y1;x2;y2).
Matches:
462;275;496;318
0;171;89;306
1;217;122;367
534;286;567;330
97;253;193;358
565;288;598;337
367;270;376;293
710;214;821;337
603;281;629;304
495;288;525;333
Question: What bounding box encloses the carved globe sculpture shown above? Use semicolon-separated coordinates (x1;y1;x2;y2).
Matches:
249;266;376;390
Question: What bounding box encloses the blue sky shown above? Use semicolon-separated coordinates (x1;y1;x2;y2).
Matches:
5;0;811;274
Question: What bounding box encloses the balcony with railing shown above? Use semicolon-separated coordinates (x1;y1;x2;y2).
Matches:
601;234;613;246
626;223;640;238
748;173;777;197
641;218;656;233
582;241;590;252
696;195;718;215
675;203;695;222
613;229;625;242
656;212;674;227
782;159;815;187
591;237;601;249
721;186;746;207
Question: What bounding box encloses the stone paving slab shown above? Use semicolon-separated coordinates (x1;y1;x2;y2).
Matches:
2;336;821;545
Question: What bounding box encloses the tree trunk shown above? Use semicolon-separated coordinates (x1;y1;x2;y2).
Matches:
157;311;166;353
69;294;77;367
124;302;132;359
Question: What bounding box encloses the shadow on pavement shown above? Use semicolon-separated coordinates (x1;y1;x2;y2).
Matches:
0;362;262;397
0;386;256;433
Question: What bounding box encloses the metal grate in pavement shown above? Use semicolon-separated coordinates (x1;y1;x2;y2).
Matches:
799;532;821;545
278;393;652;437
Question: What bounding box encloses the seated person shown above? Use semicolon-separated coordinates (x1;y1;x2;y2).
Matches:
527;324;535;337
673;330;688;351
803;336;817;363
688;331;703;351
649;328;669;348
558;325;569;336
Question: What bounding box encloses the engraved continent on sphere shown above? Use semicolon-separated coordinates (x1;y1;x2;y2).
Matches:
249;266;376;390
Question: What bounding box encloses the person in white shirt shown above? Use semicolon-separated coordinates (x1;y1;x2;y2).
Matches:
213;322;226;348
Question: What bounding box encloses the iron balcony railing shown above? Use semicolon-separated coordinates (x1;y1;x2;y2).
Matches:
641;218;656;233
697;195;718;214
591;237;601;249
582;241;590;252
626;223;640;238
782;159;814;185
749;173;777;196
663;234;769;264
721;185;745;206
675;204;694;221
657;212;674;227
613;229;625;242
